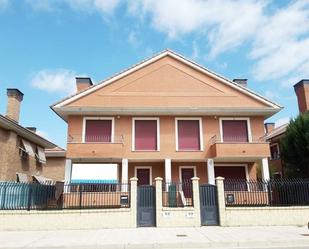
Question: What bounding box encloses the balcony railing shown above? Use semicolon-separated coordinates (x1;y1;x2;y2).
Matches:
68;134;124;144
210;135;266;145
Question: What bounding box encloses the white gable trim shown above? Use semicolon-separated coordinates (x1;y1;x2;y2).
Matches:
53;50;281;109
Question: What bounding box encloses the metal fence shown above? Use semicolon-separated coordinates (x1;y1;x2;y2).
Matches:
0;181;130;210
224;178;309;207
162;181;193;207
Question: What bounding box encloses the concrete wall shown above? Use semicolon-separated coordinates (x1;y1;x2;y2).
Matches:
0;209;133;231
224;207;309;226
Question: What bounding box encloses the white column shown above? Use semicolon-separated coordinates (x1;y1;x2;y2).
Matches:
261;158;270;181
121;158;128;192
164;159;172;183
64;159;72;183
207;158;215;185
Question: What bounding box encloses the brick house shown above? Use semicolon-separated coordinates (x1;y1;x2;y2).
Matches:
52;50;281;186
0;89;66;182
265;79;309;177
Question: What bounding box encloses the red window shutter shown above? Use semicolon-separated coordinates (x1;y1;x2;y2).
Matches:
135;120;157;150
177;120;200;150
222;120;248;142
85;120;112;142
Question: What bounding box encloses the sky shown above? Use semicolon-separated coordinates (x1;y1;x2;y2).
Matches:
0;0;308;148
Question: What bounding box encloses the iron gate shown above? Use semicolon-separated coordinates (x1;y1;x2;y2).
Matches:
200;184;219;226
137;185;156;227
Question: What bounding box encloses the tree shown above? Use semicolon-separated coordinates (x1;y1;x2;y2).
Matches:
280;111;309;178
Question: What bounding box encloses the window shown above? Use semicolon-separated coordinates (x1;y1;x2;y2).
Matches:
35;146;46;164
270;143;280;160
176;118;203;151
83;118;114;143
133;118;159;151
71;163;118;184
220;118;251;142
20;139;35;158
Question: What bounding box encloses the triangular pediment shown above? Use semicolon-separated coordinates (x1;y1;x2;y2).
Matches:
111;64;224;95
53;51;280;114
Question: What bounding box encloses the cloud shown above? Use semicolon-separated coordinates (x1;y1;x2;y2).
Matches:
31;69;77;95
17;0;309;87
24;0;121;14
24;0;56;11
275;117;290;128
251;1;309;82
0;0;9;10
36;129;50;140
128;0;265;56
128;30;140;46
264;90;279;101
128;0;309;83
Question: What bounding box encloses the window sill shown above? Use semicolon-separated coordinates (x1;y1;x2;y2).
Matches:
132;150;160;152
176;150;203;152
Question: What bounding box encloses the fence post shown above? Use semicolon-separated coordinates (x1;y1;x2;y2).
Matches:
130;177;138;228
155;177;163;227
191;177;201;226
215;177;227;226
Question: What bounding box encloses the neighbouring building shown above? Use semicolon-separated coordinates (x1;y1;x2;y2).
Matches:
51;50;281;186
0;88;66;182
265;79;309;177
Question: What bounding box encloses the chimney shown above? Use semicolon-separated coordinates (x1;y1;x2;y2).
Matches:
264;123;275;134
76;77;93;92
26;127;37;133
294;79;309;113
233;79;248;88
6;88;24;123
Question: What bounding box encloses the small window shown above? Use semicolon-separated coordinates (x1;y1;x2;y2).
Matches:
176;119;202;151
270;144;280;160
84;119;113;143
133;119;158;151
221;120;249;142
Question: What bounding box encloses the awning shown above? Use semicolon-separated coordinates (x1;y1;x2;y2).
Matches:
16;172;29;183
71;164;118;183
21;139;35;157
37;146;46;164
32;175;53;184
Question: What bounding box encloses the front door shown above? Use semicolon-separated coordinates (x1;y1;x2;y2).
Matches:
181;167;194;198
136;168;151;186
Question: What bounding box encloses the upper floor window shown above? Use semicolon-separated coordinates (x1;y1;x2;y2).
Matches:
220;118;251;142
176;118;203;151
270;143;280;160
132;118;159;151
83;117;114;143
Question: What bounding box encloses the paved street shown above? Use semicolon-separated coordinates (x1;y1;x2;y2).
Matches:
0;226;309;249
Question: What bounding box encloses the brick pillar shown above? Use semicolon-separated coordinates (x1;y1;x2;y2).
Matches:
191;176;201;226
130;177;138;227
215;176;227;226
155;177;163;227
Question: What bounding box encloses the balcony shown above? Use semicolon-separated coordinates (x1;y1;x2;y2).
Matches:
66;134;124;159
209;135;270;161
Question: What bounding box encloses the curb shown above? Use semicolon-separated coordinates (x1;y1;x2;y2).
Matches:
1;240;309;249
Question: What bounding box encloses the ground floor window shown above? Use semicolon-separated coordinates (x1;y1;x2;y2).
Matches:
71;163;118;183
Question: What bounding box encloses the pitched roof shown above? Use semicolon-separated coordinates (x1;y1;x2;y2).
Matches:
0;114;56;148
265;123;289;140
52;49;282;110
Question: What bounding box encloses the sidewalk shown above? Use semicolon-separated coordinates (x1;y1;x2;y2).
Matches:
0;226;309;249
